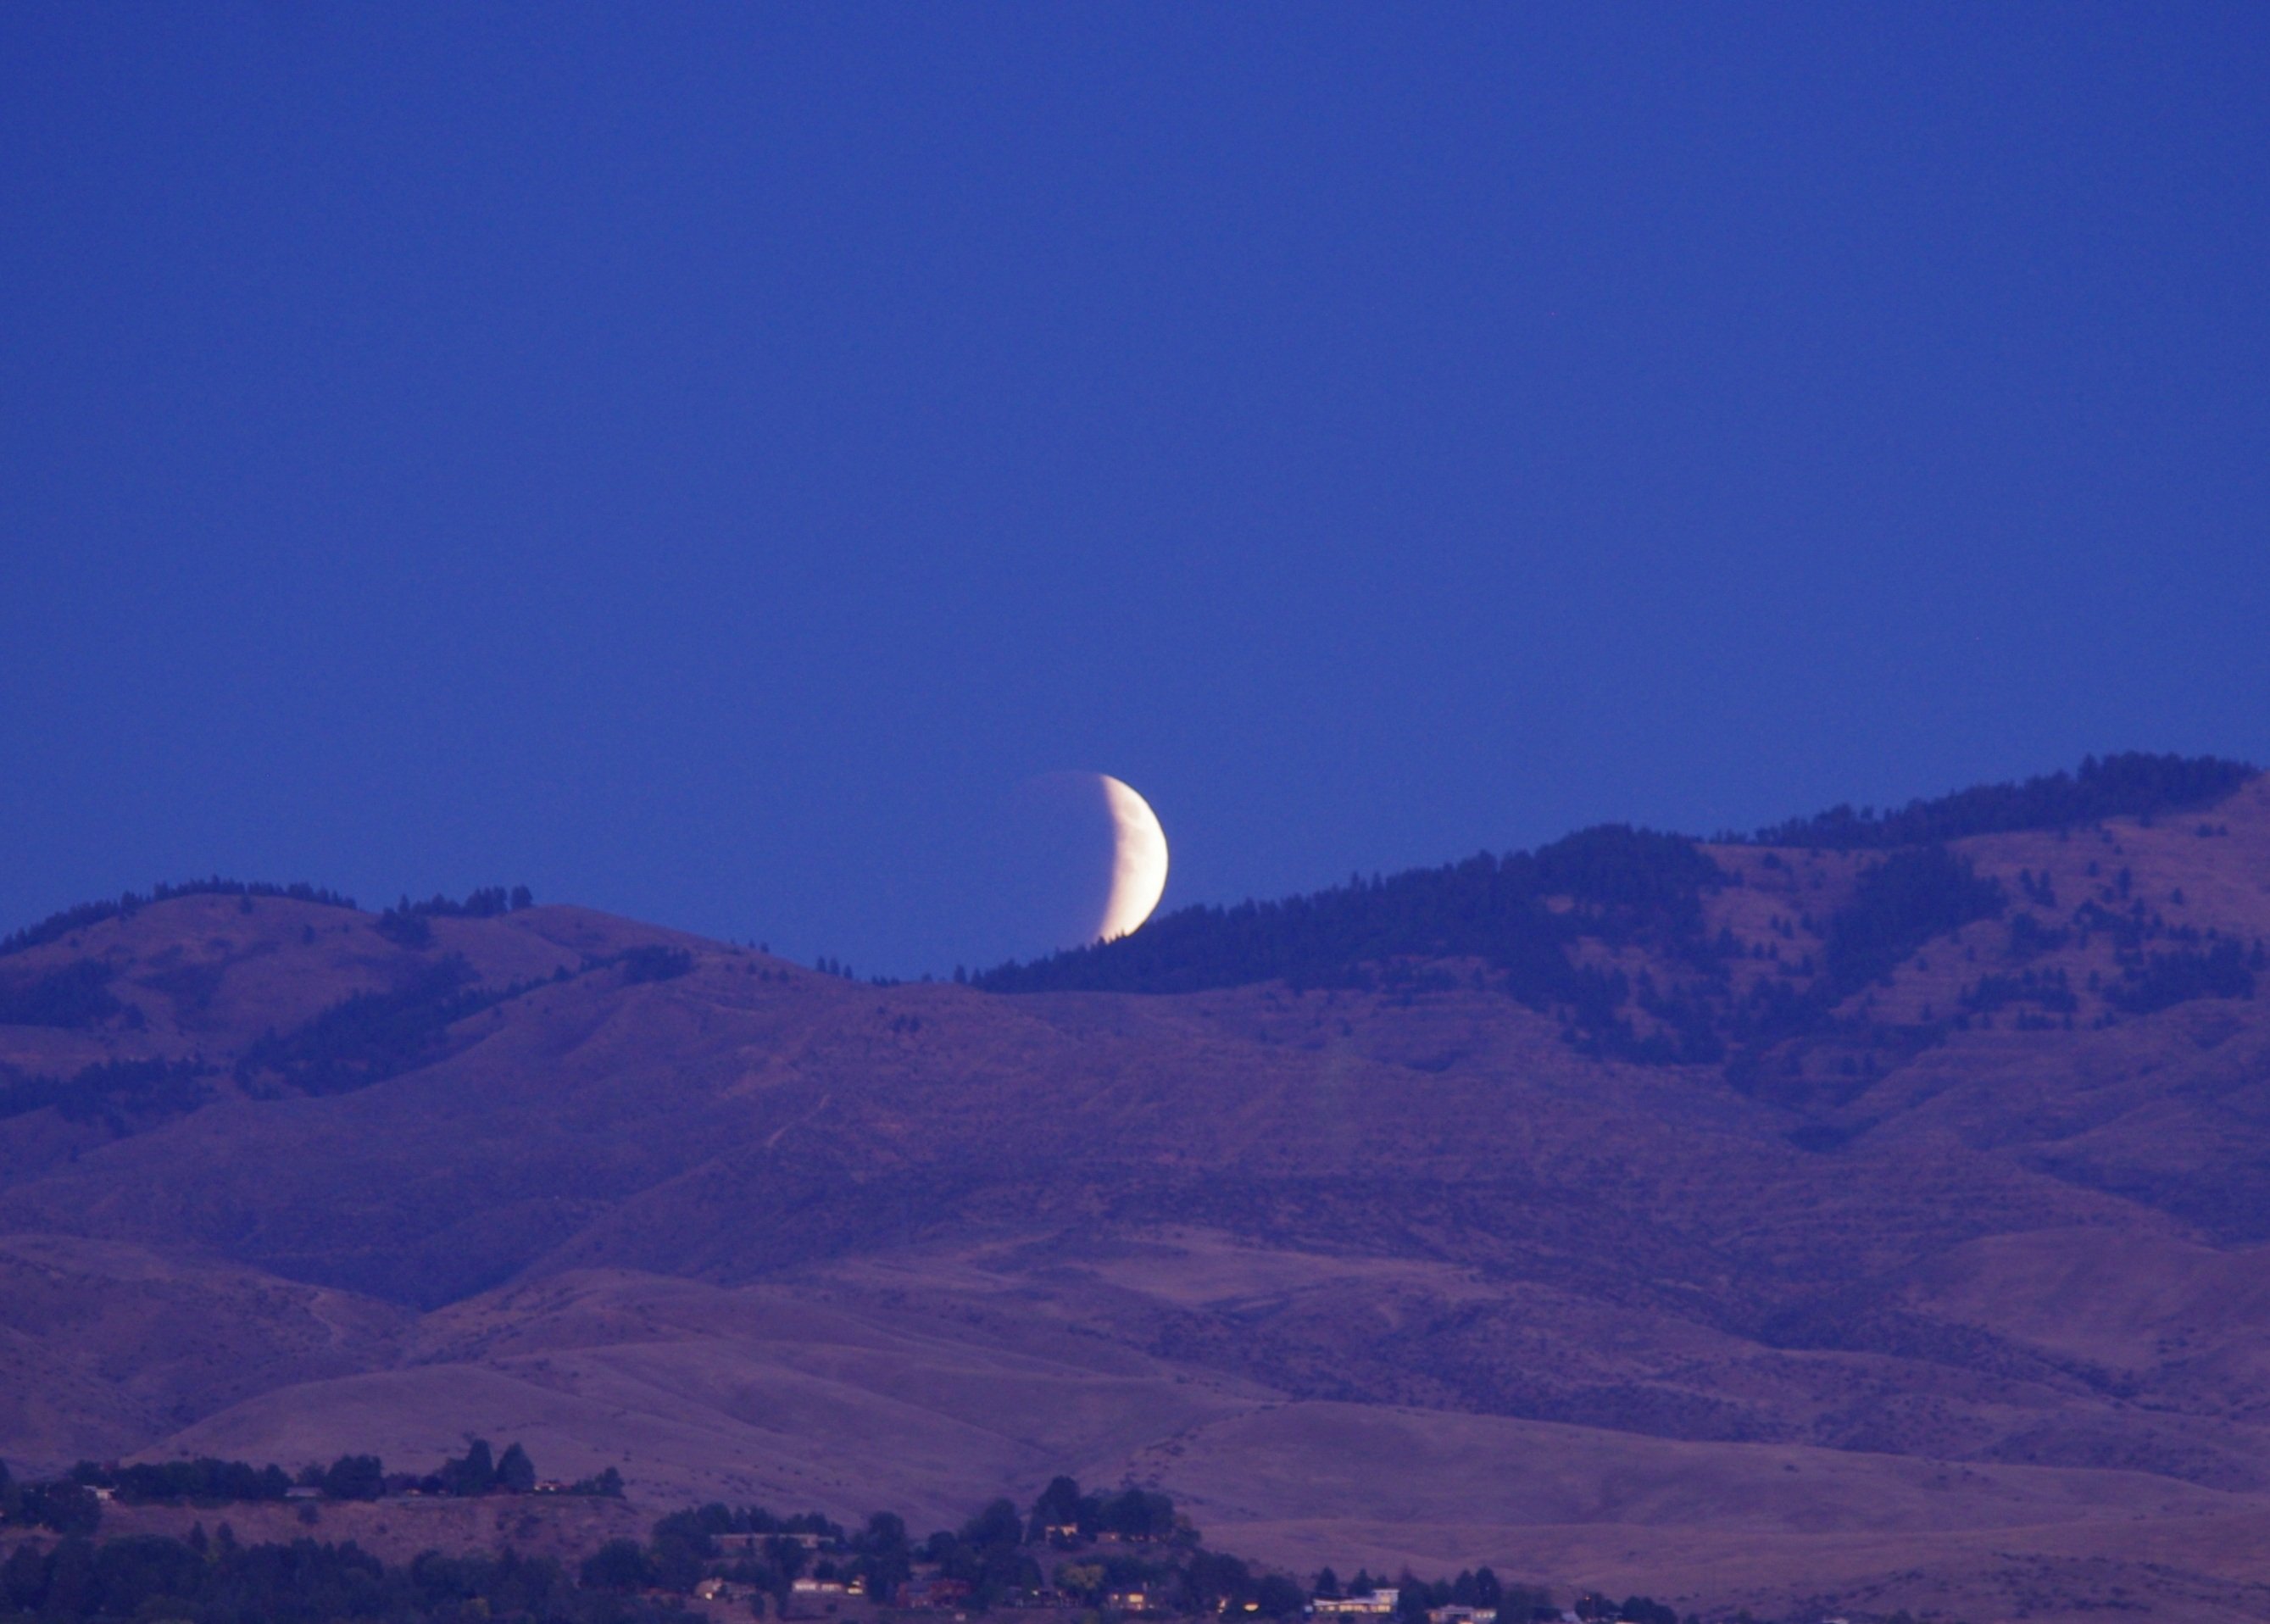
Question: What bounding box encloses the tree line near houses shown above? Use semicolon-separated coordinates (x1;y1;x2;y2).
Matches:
0;1529;687;1624
0;1469;1720;1624
574;1477;1596;1621
0;1443;621;1532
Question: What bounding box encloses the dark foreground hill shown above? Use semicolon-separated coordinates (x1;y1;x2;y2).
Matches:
6;759;2270;1620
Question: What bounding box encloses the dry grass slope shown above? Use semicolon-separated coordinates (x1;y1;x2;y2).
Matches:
5;776;2270;1617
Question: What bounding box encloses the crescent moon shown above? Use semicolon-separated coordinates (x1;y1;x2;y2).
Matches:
1097;776;1169;942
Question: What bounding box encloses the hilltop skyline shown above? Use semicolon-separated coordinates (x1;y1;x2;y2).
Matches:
8;765;2270;1617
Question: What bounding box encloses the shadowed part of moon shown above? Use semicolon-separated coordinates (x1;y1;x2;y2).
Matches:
982;771;1170;962
1097;776;1169;941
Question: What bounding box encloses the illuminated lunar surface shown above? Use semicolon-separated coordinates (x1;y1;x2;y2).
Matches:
1097;775;1169;941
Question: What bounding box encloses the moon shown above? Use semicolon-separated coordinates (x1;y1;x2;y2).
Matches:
1096;775;1169;942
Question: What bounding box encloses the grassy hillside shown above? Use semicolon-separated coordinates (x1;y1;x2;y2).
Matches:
3;757;2270;1619
979;753;2260;1072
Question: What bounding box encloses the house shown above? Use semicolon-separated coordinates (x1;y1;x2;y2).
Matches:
1107;1591;1151;1612
792;1578;849;1597
1314;1591;1399;1617
1427;1609;1496;1624
284;1486;323;1501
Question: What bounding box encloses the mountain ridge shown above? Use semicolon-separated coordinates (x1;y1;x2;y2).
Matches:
976;752;2262;1072
6;755;2270;1618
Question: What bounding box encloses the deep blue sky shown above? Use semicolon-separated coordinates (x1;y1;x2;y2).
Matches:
4;6;2267;976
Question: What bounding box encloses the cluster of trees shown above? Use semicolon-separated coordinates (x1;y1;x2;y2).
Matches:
1741;752;2255;848
1015;1479;1573;1621
975;825;1723;1050
1627;842;2014;1077
1572;1594;1677;1624
1060;1547;1301;1616
618;945;694;984
919;1497;1043;1605
968;757;2256;1083
587;1505;868;1604
0;1057;209;1126
232;957;528;1098
0;880;358;960
374;887;536;948
0;1472;1614;1622
2017;867;2060;909
225;938;711;1102
1961;967;2078;1019
580;1482;1212;1612
0;1528;689;1623
969;809;2092;1077
2006;911;2070;960
587;1507;894;1604
1821;846;2005;998
73;1459;292;1506
233;934;721;1102
973;751;2251;1009
586;1481;1559;1620
2108;942;2257;1015
1027;1478;1185;1543
26;1443;618;1521
292;1440;617;1502
1315;1566;1553;1621
0;1465;100;1537
422;1440;538;1499
0;959;123;1029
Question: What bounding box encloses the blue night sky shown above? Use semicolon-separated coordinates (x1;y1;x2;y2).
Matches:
4;6;2267;976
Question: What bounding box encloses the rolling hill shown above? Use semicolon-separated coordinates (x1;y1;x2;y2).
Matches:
6;756;2270;1620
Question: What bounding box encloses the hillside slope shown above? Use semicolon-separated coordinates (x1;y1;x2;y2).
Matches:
5;766;2270;1618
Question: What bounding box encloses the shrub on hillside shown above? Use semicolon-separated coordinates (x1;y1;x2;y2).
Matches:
620;944;694;982
376;887;537;948
2109;943;2256;1015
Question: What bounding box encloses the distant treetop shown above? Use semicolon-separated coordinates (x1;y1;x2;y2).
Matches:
1735;752;2256;850
0;878;359;959
0;880;538;961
